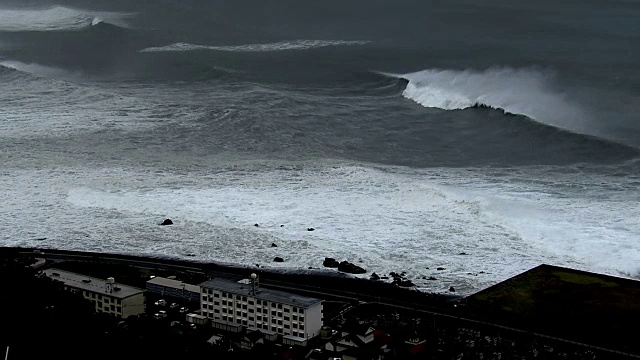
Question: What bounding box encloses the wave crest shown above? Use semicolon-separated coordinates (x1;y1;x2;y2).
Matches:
0;6;134;32
140;39;371;53
398;68;589;131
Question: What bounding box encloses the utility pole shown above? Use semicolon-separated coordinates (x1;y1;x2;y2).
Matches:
5;346;9;360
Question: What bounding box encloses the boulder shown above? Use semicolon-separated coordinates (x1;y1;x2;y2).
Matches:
449;286;456;292
254;223;259;227
370;272;380;281
307;227;315;231
271;243;278;247
394;279;415;287
458;252;468;255
273;257;284;262
160;219;173;226
437;267;446;271
280;224;284;227
323;257;340;268
337;261;367;274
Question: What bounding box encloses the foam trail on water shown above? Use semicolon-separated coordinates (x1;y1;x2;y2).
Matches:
399;67;589;132
140;40;371;53
0;6;134;32
0;60;75;78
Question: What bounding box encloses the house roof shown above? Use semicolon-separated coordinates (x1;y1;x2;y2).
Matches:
147;276;200;293
42;268;144;299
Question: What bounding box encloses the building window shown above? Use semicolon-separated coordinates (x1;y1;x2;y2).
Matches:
236;295;241;300
257;300;261;305
278;320;282;325
202;295;207;301
236;311;241;316
249;316;254;321
271;311;276;316
284;316;289;321
249;309;254;313
284;324;290;329
263;325;268;330
300;325;305;330
271;327;276;332
293;324;297;329
214;293;220;298
208;304;213;310
248;300;254;305
222;300;227;305
242;304;247;309
271;319;276;324
214;301;219;306
292;307;297;312
278;312;282;317
284;308;290;313
293;315;297;321
110;305;115;311
222;316;227;321
277;328;283;334
236;319;241;324
242;296;247;301
300;316;305;322
277;304;282;309
222;308;227;313
214;309;220;313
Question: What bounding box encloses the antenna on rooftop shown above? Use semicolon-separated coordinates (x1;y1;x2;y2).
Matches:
251;273;259;295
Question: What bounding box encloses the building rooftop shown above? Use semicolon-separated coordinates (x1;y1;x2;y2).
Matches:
201;278;322;308
42;268;145;299
147;276;200;293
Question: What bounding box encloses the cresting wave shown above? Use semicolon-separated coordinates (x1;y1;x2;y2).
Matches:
0;60;74;79
140;40;372;53
0;6;134;32
395;68;590;133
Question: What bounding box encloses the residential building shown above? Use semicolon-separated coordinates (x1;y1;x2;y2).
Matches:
42;268;145;318
146;276;200;303
200;276;323;339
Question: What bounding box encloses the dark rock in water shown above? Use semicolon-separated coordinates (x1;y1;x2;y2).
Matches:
437;267;446;271
280;224;284;227
308;267;313;269
271;243;277;247
394;279;415;287
425;267;429;270
337;261;366;274
479;271;485;274
255;264;260;268
458;252;468;255
36;237;47;241
401;271;406;276
254;223;259;227
186;253;195;257
273;257;284;262
160;219;173;226
449;286;456;292
370;272;380;281
381;276;389;280
307;227;315;231
428;276;438;280
323;257;340;268
422;276;427;280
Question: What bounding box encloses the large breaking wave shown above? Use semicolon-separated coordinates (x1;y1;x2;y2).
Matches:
140;40;371;53
0;6;134;32
397;67;590;133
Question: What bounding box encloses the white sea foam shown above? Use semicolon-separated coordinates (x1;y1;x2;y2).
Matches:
400;67;590;133
0;6;134;32
1;162;636;295
140;40;371;53
0;60;75;78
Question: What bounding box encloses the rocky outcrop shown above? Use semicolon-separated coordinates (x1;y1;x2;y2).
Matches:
323;257;340;268
271;243;278;247
273;257;284;262
437;267;446;271
370;272;380;281
449;286;456;292
160;219;173;226
337;261;366;274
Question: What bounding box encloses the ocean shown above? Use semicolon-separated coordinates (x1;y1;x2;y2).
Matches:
1;0;639;294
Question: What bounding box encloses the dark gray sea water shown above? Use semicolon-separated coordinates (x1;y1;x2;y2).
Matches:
1;0;639;294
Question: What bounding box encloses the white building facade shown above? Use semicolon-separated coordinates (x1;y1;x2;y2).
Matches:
200;278;323;339
43;268;146;318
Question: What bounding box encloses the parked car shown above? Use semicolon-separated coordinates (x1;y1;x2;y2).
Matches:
179;306;189;313
158;310;167;317
154;299;167;307
170;302;179;309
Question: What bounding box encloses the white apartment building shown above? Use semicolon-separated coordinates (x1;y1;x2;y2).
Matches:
43;268;146;318
200;277;323;340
